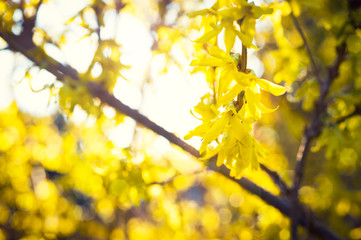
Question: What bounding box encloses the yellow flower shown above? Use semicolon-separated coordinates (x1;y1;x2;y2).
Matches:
227;71;286;120
185;89;274;178
186;7;286;177
188;0;273;51
191;46;286;119
190;46;236;67
191;46;244;105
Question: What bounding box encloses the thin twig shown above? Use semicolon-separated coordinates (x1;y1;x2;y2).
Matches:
290;11;322;85
148;168;205;186
260;163;290;195
333;106;361;125
237;44;247;107
241;44;247;72
290;134;313;240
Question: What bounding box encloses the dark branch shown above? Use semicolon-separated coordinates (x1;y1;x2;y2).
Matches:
87;81;200;157
0;27;342;240
334;105;361;125
290;11;322;85
208;158;342;240
260;163;290;195
290;43;346;239
292;44;346;191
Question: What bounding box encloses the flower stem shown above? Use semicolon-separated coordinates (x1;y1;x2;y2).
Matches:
237;44;247;108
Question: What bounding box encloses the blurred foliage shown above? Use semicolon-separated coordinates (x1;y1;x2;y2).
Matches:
0;0;361;239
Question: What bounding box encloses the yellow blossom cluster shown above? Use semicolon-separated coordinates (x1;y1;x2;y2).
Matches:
186;0;286;178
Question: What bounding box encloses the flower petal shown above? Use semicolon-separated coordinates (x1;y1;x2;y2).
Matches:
184;122;210;140
257;102;279;113
224;25;236;53
187;9;213;18
200;113;229;153
217;7;244;19
235;30;257;49
190;57;226;67
199;143;222;160
217;83;243;106
217;149;227;166
245;86;261;120
217;65;236;99
234;71;253;86
229;116;248;143
195;24;224;43
207;46;235;63
256;78;286;96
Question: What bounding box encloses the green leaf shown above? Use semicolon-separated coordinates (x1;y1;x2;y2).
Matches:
346;34;361;54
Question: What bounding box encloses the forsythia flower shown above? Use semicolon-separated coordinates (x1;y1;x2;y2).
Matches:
185;94;266;178
187;0;284;178
186;46;286;178
191;46;285;120
188;0;272;51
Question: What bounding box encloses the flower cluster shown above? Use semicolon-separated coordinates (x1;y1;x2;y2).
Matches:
188;0;272;51
186;1;285;178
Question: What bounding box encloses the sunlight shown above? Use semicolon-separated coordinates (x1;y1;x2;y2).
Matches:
0;50;14;110
0;0;259;146
2;1;357;239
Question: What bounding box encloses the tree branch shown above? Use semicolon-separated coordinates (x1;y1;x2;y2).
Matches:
290;43;346;239
290;134;313;239
208;158;341;240
290;11;322;85
0;29;342;240
333;105;361;125
260;163;290;195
